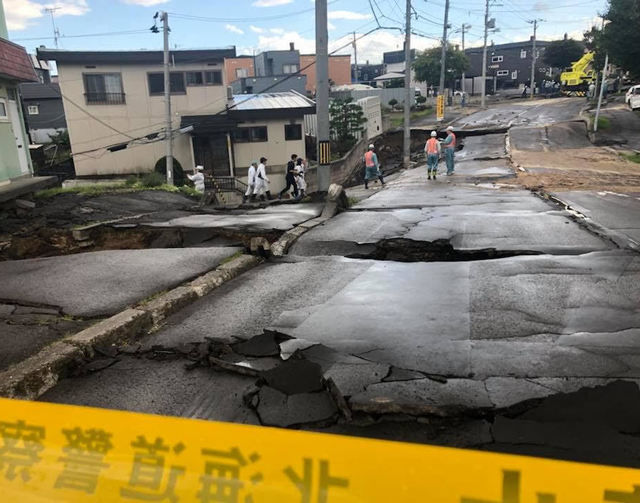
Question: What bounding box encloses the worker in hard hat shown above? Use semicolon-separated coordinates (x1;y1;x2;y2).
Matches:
363;143;385;189
442;126;457;175
187;165;205;192
424;131;441;180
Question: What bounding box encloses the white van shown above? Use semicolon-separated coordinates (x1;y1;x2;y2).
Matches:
625;85;640;105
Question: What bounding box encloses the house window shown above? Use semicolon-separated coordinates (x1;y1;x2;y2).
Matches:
284;124;302;141
0;99;7;120
236;67;249;78
491;55;503;63
204;70;223;85
234;126;268;143
83;73;125;104
27;105;39;115
186;71;204;86
520;50;527;59
511;71;518;80
497;70;509;77
282;64;298;74
148;72;186;95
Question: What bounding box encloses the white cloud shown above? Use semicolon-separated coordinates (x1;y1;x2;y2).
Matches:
121;0;170;6
250;25;265;33
328;10;372;20
226;24;244;35
328;21;336;31
252;0;293;7
5;0;89;30
270;27;285;34
258;31;316;53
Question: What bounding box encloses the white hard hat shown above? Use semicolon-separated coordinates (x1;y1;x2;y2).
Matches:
368;144;375;149
430;131;437;137
446;126;454;131
195;165;204;171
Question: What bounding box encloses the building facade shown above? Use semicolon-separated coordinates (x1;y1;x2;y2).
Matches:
20;81;67;143
300;54;351;93
37;47;314;190
464;40;551;92
0;34;37;183
223;55;254;87
230;74;307;95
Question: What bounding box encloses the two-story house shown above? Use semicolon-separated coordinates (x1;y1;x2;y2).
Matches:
37;47;315;189
464;40;551;94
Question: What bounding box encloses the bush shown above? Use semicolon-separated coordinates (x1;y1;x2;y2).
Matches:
140;171;166;187
416;95;427;104
154;156;185;186
388;99;398;108
124;175;139;186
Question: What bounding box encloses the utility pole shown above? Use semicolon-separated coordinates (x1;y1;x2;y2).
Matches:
315;0;330;191
438;0;450;97
481;0;490;108
403;0;412;169
45;7;61;48
528;19;543;100
161;11;173;185
352;32;358;83
460;23;470;95
594;52;609;132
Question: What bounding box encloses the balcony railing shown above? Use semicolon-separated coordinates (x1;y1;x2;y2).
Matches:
85;92;126;105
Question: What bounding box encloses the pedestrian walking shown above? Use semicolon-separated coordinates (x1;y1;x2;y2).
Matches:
424;131;441;180
243;161;257;203
279;154;299;200
295;157;307;198
363;144;385;189
588;82;596;100
187;165;205;193
442;126;456;175
253;157;272;201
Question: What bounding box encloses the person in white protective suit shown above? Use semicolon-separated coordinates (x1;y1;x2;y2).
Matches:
295;157;307;199
187;165;205;192
253;157;272;201
243;160;257;203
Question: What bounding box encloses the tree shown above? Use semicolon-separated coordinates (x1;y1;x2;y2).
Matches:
599;0;640;80
412;45;469;87
543;38;585;70
583;25;606;71
329;98;367;154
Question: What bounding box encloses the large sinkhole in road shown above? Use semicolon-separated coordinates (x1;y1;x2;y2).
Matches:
346;238;542;262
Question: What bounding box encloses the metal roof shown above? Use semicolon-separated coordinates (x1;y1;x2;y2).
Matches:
230;92;315;111
37;47;236;65
19;82;61;100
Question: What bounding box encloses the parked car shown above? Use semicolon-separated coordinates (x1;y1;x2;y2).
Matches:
629;94;640;111
625;84;640;104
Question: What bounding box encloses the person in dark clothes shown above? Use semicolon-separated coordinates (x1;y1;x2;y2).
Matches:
279;154;299;200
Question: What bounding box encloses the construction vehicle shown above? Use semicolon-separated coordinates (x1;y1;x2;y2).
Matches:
560;51;596;96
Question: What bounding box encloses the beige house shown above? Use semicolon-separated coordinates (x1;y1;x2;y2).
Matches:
37;48;314;189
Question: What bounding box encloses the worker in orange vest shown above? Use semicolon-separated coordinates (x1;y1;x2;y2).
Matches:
363;144;385;189
442;125;456;175
424;131;441;180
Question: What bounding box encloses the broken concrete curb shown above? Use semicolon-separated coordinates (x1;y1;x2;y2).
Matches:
0;341;84;399
143;287;199;326
272;221;326;257
64;309;152;357
190;254;262;297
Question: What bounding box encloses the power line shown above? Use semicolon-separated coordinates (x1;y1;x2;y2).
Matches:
13;30;151;42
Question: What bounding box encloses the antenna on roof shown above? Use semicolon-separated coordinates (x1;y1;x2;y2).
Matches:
44;7;61;48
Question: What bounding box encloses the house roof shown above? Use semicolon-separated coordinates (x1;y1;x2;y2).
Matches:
19;82;61;100
230;92;315;111
465;40;551;54
36;47;236;65
0;38;38;82
374;72;405;81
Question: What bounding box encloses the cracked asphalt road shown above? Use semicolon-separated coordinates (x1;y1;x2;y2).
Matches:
40;98;640;466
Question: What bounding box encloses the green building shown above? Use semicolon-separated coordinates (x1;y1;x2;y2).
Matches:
0;0;37;185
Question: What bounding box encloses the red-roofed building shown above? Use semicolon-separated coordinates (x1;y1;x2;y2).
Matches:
0;1;38;184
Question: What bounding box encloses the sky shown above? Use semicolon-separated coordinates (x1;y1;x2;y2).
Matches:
5;0;609;65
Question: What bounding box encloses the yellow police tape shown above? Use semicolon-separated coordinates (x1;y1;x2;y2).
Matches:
1;397;640;502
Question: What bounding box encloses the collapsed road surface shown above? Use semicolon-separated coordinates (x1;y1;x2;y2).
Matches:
39;98;640;467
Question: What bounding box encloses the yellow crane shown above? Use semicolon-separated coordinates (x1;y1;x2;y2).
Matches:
561;51;596;96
